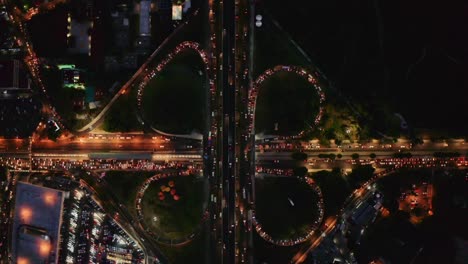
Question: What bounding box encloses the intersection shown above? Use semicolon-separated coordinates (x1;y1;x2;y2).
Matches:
1;0;467;264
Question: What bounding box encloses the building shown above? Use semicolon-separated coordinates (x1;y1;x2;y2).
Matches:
139;0;151;36
58;64;86;90
104;56;120;72
68;18;92;55
121;52;138;69
347;192;382;245
111;10;130;49
172;0;192;20
0;60;31;90
157;0;172;11
12;182;65;264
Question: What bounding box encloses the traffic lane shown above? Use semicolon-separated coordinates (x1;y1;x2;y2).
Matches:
78;173;165;263
0;139;29;151
29;134;200;150
220;0;237;260
256;150;468;160
32;141;196;152
76;11;200;133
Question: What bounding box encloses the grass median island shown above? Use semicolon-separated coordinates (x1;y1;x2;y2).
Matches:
255;177;320;240
255;71;320;136
102;89;143;132
311;169;351;216
141;175;205;240
158;233;206;264
104;171;155;216
141;50;205;134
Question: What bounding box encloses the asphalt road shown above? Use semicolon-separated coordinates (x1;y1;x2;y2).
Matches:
220;0;237;262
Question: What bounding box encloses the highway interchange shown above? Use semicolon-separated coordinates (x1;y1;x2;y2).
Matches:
1;0;468;263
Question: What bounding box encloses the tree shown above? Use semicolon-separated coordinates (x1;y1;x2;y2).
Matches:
312;169;351;215
324;128;336;140
348;164;375;188
318;153;328;159
393;152;412;159
0;166;7;182
411;137;424;146
293;166;308;177
369;153;376;159
335;138;342;146
329;153;336;160
351;153;360;160
291;152;308;161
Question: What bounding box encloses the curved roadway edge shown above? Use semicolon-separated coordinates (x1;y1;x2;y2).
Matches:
76;11;201;134
134;113;204;140
267;11;398;140
135;41;211;141
252;175;324;246
248;65;326;139
135;171;210;246
291;169;395;263
78;172;168;264
149;126;203;141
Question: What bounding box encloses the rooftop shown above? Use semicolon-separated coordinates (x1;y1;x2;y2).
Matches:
12;182;65;264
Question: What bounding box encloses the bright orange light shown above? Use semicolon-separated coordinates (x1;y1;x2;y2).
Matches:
20;207;33;222
44;193;55;206
17;256;29;264
380;207;390;217
39;240;51;256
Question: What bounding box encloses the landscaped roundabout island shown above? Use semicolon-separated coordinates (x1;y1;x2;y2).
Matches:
136;173;208;245
137;41;210;135
253;176;324;246
250;65;326;137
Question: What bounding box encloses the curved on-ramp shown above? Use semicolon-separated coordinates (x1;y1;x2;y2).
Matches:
76;12;199;133
248;65;326;139
136;41;212;140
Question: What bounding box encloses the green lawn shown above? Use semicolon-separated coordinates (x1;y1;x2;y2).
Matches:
255;71;320;136
102;88;143;132
104;171;156;216
141;175;205;240
311;169;351;217
255;177;320;240
141;50;206;134
158;233;206;264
